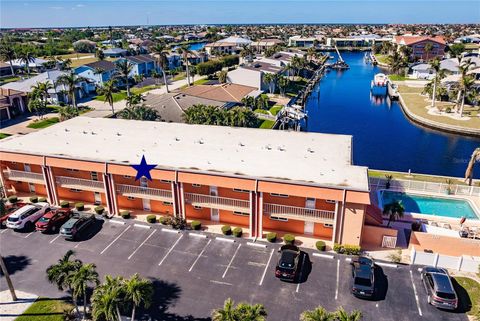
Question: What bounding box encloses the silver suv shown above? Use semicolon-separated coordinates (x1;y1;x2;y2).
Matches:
421;266;458;310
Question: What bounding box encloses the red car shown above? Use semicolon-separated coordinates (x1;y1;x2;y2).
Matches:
0;202;27;228
35;208;73;233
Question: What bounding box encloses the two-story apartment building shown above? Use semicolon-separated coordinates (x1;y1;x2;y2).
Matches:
74;60;118;92
392;35;446;61
125;55;158;77
0;117;387;246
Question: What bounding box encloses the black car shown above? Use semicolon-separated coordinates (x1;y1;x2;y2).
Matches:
351;256;375;298
275;244;300;281
421;266;458;310
60;213;96;240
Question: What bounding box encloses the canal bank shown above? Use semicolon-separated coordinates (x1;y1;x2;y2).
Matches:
305;51;480;178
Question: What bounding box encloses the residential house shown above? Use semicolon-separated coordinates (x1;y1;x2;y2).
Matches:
392;35;446;61
103;48;128;58
178;84;259;106
0;61;17;77
288;35;323;47
250;39;284;53
205;36;252;55
9;58;50;73
125;55;158;77
227;60;284;91
74;60;118;93
0;88;27;120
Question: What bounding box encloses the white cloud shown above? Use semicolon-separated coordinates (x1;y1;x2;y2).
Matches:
76;4;85;7
49;6;64;10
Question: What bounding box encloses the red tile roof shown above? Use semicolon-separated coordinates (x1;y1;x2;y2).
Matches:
393;35;446;46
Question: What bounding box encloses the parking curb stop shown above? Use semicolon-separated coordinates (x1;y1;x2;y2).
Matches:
109;219;126;225
312;253;335;259
162;228;180;234
134;223;151;229
189;232;207;238
216;237;235;243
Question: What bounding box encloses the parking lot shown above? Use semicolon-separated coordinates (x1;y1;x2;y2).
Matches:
0;217;468;321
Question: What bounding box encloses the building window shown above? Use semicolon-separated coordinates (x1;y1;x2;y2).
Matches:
326;200;336;204
270;193;289;198
69;188;82;192
270;215;288;222
67;169;79;172
91;172;98;181
127;196;135;200
163;201;173;205
123;175;132;178
233;211;249;216
233;188;249;193
192;184;201;187
194;205;202;210
161;180;171;183
324;223;333;228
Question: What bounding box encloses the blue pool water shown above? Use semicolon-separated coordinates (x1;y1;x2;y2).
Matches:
380;190;479;219
173;42;206;51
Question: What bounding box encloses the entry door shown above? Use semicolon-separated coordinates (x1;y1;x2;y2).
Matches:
28;183;36;193
304;221;314;235
94;192;101;205
140;177;151;210
24;164;31;172
306;198;316;209
210;186;219;222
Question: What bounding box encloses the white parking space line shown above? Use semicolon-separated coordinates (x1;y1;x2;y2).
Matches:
158;234;184;266
162;228;179;234
410;270;423;317
247;242;267;248
376;262;398;268
1;228;9;234
24;232;34;238
108;219;126;225
259;249;274;286
50;234;61;244
216;237;235;243
210;280;233;286
335;259;340;300
128;230;156;260
312;253;335;259
222;243;242;279
74;242;81;248
295;253;307;293
134;223;151;229
100;225;131;254
188;239;212;272
189;232;207;238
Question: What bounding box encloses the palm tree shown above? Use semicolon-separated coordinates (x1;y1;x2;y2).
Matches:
212;298;236;321
455;59;474;116
300;306;335;321
58;106;78;121
335;308;362;321
284;63;294;80
124;274;153;321
177;45;192;86
70;263;99;317
97;79;117;115
387;51;407;75
263;72;276;94
56;72;86;111
278;75;289;96
235;302;267;321
125;93;144;108
92;275;125;321
31;81;53;110
0;255;17;301
119;104;159;121
424;42;433;61
150;44;170;92
465;147;480;186
240;45;254;62
383;200;405;227
115;59;134;97
0;41;16;76
429;57;441;109
18;49;36;75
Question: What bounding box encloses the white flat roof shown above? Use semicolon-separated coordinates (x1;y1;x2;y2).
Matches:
0;117;369;191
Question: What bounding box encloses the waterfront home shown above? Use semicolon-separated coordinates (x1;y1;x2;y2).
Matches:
125;55;158;77
392;35;446;61
205;36;252;55
0;116;390;247
408;56;480;79
288;35;323;47
326;35;391;49
0;61;17;77
0;88;27;120
178;83;259;105
166;53;182;70
250;38;284;53
8;57;50;73
74;60;118;92
103;48;128;58
454;34;480;44
227;61;283;91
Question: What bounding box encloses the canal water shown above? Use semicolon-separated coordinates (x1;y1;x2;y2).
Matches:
305;51;480;178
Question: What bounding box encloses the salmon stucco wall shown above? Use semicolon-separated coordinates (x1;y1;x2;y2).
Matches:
340;203;365;246
409;231;480;257
361;225;398;249
219;210;249;227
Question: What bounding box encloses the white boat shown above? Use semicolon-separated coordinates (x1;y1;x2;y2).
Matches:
371;73;388;96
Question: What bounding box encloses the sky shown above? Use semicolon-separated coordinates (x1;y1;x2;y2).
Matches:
1;0;479;28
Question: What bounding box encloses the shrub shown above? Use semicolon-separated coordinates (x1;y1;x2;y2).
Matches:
120;210;130;219
75;202;84;211
159;216;172;225
221;55;239;67
170;217;187;230
266;232;277;243
146;215;157;224
221;225;232;235
60;201;70;208
232;227;243;237
94;206;105;215
445;107;452;113
191;220;201;230
29;196;38;203
38;197;47;202
196;60;223;76
316;240;326;251
283;234;295;245
8;195;18;204
387;248;402;263
333;244;361;255
411;221;422;231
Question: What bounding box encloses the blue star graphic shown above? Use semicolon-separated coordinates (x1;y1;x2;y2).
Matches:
131;155;157;181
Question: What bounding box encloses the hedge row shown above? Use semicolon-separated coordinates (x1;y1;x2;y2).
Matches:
333;243;361;255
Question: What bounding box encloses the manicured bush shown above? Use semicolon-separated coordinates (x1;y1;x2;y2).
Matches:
38;197;47;202
191;220;201;230
316;240;326;251
266;232;277;243
159;216;172;225
75;202;84;211
221;225;232;235
146;215;157;224
120;210;130;219
283;234;295;245
29;196;38;203
232;227;243;237
333;244;361;255
8;195;18;204
221;55;239;67
170;217;187;230
60;201;70;208
94;206;105;215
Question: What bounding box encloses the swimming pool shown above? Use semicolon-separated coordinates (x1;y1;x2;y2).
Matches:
379;190;479;220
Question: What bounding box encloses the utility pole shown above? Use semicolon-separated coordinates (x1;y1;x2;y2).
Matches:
0;255;17;301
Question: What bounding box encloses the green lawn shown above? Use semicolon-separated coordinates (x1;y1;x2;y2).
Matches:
0;75;21;86
374;54;389;65
131;85;161;95
453;277;480;317
259;120;275;129
285;78;307;97
254;109;269;114
388;74;409;81
0;133;12;139
269;105;283;116
27;117;60;129
15;298;73;321
172;72;187;81
368;169;471;185
95;91;127;103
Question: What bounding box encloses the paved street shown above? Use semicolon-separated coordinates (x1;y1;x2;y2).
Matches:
0;218;468;321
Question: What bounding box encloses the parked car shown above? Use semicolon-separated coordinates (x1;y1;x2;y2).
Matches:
6;202;51;230
35;208;73;233
0;202;27;228
421;266;458;310
275;244;300;281
60;214;96;240
351;256;375;299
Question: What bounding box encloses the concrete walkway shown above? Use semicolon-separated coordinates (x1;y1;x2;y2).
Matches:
80;99;127;118
148;75;207;95
0;290;38;321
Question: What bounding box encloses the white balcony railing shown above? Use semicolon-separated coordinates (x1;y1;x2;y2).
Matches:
184;193;250;212
4;170;45;185
263;203;335;223
116;184;173;202
56;176;105;193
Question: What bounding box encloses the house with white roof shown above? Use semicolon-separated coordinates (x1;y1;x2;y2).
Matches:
205;36;252;55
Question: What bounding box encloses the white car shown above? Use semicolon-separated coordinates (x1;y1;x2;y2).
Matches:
6;202;51;230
